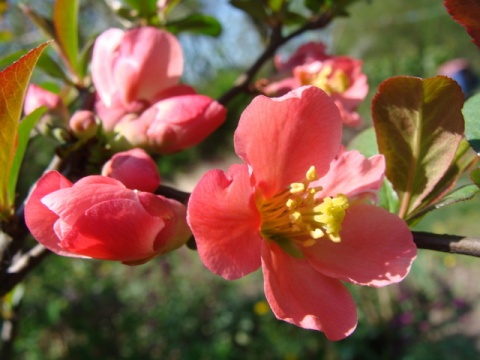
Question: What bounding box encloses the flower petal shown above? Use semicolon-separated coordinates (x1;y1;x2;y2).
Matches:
187;164;262;280
24;171;87;258
235;86;342;197
61;197;164;262
41;176;135;226
315;151;385;200
262;242;357;340
117;26;183;103
305;203;417;287
91;28;125;107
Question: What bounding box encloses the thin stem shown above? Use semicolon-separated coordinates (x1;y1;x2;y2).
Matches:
413;231;480;257
217;12;333;106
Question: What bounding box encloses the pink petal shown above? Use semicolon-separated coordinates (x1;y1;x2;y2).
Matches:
91;28;125;107
235;86;342;198
305;203;417;287
61;198;164;262
138;193;191;254
315;151;385;200
262;242;357;340
275;42;329;72
187;164;262;280
24;171;87;258
142;94;226;153
41;176;135;226
101;148;161;192
117;27;183;103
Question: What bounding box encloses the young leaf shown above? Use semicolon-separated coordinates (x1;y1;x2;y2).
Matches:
166;13;222;37
444;0;480;49
53;0;79;77
0;42;50;218
372;76;465;219
462;92;480;154
407;184;479;223
8;107;47;206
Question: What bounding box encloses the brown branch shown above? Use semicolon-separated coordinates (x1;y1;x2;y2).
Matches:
217;12;333;106
413;231;480;257
0;244;50;298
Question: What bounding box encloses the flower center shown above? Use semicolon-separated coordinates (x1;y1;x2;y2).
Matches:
259;166;349;257
301;65;350;95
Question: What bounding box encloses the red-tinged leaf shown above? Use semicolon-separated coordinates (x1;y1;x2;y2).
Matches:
54;0;79;76
372;76;465;219
445;0;480;48
0;42;50;218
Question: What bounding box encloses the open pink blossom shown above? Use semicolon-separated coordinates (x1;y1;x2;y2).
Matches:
187;86;416;340
262;42;368;127
91;26;226;153
25;171;191;265
101;148;161;193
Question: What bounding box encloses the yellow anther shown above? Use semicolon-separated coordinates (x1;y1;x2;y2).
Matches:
286;199;296;209
310;228;324;239
306;166;318;181
290;183;305;194
289;211;302;224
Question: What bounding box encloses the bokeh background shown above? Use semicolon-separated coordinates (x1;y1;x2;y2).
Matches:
2;0;480;359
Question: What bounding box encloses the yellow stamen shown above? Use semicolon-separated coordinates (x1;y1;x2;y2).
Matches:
259;166;350;256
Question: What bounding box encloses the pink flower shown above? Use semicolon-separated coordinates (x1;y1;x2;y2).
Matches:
23;84;69;134
263;42;368;127
91;26;226;153
187;86;416;340
25;171;191;265
24;84;66;116
101;148;161;193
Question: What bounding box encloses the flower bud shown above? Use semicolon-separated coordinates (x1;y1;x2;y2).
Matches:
69;110;99;141
25;171;191;265
102;148;161;192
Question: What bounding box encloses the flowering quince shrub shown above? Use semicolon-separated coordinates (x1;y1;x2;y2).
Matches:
260;42;368;127
1;0;480;354
91;26;227;153
187;86;417;340
24;149;191;266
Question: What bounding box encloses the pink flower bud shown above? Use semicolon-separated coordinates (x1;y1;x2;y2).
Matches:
24;84;65;116
102;148;161;192
69;110;98;140
91;26;183;109
25;171;191;265
91;27;227;152
112;94;227;153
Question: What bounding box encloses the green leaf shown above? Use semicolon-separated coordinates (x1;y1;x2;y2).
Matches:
267;0;284;12
36;52;68;81
408;184;480;222
0;42;50;218
230;0;269;21
463;92;480;154
378;178;399;214
166;13;222;37
0;50;27;71
372;76;465;219
123;0;157;15
471;168;480;188
8;107;47;206
347;126;378;158
53;0;79;76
